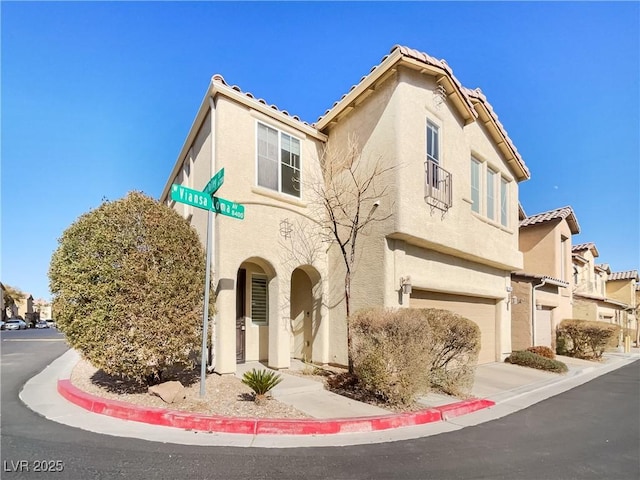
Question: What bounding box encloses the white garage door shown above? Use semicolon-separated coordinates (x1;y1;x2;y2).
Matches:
410;290;497;364
534;308;552;348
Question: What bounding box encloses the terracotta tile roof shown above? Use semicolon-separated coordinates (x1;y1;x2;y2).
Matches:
313;45;529;181
608;270;639;281
462;87;530;179
595;263;611;274
211;74;313;127
572;242;599;257
519;206;580;234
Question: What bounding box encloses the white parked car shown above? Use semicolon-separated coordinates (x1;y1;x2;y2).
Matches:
5;319;27;330
35;320;49;329
45;319;57;328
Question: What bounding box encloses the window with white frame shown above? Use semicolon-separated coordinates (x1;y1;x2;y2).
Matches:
256;122;301;198
426;121;440;165
500;177;508;227
251;274;268;325
486;168;497;221
472;157;510;227
470;158;481;213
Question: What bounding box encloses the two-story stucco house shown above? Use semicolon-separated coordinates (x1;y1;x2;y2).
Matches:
605;270;639;345
572;243;628;327
160;45;530;373
511;206;579;350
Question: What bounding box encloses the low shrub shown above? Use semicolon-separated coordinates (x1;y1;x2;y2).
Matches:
241;369;283;404
556;319;620;360
526;346;555;359
421;309;480;397
350;308;430;405
349;307;480;405
505;351;568;373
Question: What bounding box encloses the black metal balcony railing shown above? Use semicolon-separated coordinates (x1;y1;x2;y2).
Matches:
424;158;452;212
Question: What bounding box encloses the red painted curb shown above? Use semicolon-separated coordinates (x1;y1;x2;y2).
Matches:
57;379;494;435
435;398;495;420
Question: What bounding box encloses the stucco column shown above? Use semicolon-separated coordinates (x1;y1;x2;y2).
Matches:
214;276;237;374
268;275;290;369
497;297;511;361
313;276;331;365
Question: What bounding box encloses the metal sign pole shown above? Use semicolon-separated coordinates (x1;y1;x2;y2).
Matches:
199;208;214;397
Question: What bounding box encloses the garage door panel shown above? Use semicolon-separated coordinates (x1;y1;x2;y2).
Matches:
410;290;496;364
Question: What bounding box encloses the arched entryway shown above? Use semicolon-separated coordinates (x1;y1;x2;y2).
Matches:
290;266;322;362
236;258;276;364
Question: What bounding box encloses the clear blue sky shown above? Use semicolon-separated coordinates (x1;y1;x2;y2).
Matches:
2;1;639;301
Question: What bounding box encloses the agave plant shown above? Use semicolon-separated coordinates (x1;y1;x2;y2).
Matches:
241;368;283;405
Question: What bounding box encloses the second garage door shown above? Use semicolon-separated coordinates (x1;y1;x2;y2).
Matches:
410;290;497;364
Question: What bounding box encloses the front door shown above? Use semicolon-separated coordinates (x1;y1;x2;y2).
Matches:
236;269;246;363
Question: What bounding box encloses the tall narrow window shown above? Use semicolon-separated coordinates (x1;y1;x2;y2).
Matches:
257;123;279;191
426;121;439;165
470;158;481;213
426;120;440;188
251;274;268;325
486;169;496;221
280;133;300;196
560;236;567;281
500;177;508;227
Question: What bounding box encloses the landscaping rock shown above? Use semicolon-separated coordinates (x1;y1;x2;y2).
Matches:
148;381;186;404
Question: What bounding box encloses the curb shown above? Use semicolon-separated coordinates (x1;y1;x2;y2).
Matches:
57;379;495;435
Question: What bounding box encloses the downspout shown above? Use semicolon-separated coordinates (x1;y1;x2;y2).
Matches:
531;278;548;346
209;92;217;371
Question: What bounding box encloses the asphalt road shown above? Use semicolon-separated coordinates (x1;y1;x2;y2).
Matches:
1;329;638;480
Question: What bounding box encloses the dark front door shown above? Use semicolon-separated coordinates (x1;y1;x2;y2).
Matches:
236;269;246;363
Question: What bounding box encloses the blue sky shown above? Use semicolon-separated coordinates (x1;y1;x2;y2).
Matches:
1;1;638;301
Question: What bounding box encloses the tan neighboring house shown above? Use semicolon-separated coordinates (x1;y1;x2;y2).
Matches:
572;243;628;330
160;45;530;373
511;206;579;350
605;270;639;345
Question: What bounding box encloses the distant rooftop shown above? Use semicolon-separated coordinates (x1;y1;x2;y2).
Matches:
572;242;599;257
520;206;580;234
608;270;639;281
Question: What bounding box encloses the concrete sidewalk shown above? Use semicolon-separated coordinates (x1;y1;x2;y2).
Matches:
19;349;640;448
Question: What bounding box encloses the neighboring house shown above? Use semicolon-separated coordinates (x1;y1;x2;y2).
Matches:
572;243;627;328
160;45;530;373
511;206;580;350
33;298;53;320
605;270;639;345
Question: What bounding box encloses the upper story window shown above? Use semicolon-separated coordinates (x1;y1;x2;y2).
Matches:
425;119;451;211
500;177;509;227
256;122;301;198
426;120;440;165
471;157;510;228
486;168;497;221
470;158;481;214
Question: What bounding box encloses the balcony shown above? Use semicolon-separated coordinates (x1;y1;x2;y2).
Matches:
424;158;452;213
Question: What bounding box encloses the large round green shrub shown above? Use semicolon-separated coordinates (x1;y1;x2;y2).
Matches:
49;192;209;384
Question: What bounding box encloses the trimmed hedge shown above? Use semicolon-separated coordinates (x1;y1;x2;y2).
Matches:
556;319;620;360
505;351;568;373
350;307;480;405
526;346;556;359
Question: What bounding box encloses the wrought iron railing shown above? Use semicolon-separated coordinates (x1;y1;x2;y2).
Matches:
424;158;452;212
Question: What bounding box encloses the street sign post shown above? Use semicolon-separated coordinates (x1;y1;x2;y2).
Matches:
170;184;211;210
212;196;245;220
203;168;225;196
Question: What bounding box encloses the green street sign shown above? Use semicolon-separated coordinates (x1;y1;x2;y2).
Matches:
171;184;211;210
203;168;225;196
212;196;245;220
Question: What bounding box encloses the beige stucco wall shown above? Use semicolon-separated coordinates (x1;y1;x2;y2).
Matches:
164;94;331;373
313;65;525;364
606;279;636;306
511;279;532;351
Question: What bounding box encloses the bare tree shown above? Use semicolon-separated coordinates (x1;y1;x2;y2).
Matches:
308;134;395;372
